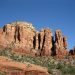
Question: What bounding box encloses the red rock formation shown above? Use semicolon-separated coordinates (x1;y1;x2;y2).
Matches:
0;21;68;57
41;29;52;56
3;24;15;43
55;30;68;58
14;22;35;50
1;22;35;53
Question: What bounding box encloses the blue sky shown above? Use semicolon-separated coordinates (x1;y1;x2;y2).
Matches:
0;0;75;49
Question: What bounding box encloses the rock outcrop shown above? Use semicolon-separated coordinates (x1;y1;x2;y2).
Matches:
55;30;68;58
0;21;68;57
0;56;49;75
41;29;52;56
0;22;36;55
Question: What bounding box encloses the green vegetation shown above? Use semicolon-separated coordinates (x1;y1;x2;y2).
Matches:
0;72;6;75
0;48;75;75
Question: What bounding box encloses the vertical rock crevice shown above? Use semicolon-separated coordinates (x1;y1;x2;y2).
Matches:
15;25;21;43
33;36;36;49
3;25;6;32
38;33;41;49
51;36;56;56
17;26;21;42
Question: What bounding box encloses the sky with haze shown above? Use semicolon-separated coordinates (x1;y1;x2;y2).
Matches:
0;0;75;50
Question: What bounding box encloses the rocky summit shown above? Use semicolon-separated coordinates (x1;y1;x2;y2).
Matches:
0;21;68;58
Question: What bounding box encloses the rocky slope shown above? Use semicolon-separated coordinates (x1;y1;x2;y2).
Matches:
0;56;49;75
0;21;68;58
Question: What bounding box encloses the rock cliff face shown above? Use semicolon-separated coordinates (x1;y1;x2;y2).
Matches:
0;21;68;57
40;29;52;56
55;30;68;58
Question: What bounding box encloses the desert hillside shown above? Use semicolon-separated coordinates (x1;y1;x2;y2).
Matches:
0;21;75;75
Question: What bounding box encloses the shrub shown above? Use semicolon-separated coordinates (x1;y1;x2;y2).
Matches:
0;72;6;75
0;48;75;75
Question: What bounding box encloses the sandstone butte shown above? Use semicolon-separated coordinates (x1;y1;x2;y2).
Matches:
0;56;49;75
0;21;68;58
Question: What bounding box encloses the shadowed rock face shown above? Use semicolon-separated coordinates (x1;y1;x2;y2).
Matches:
0;21;68;57
69;47;75;56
